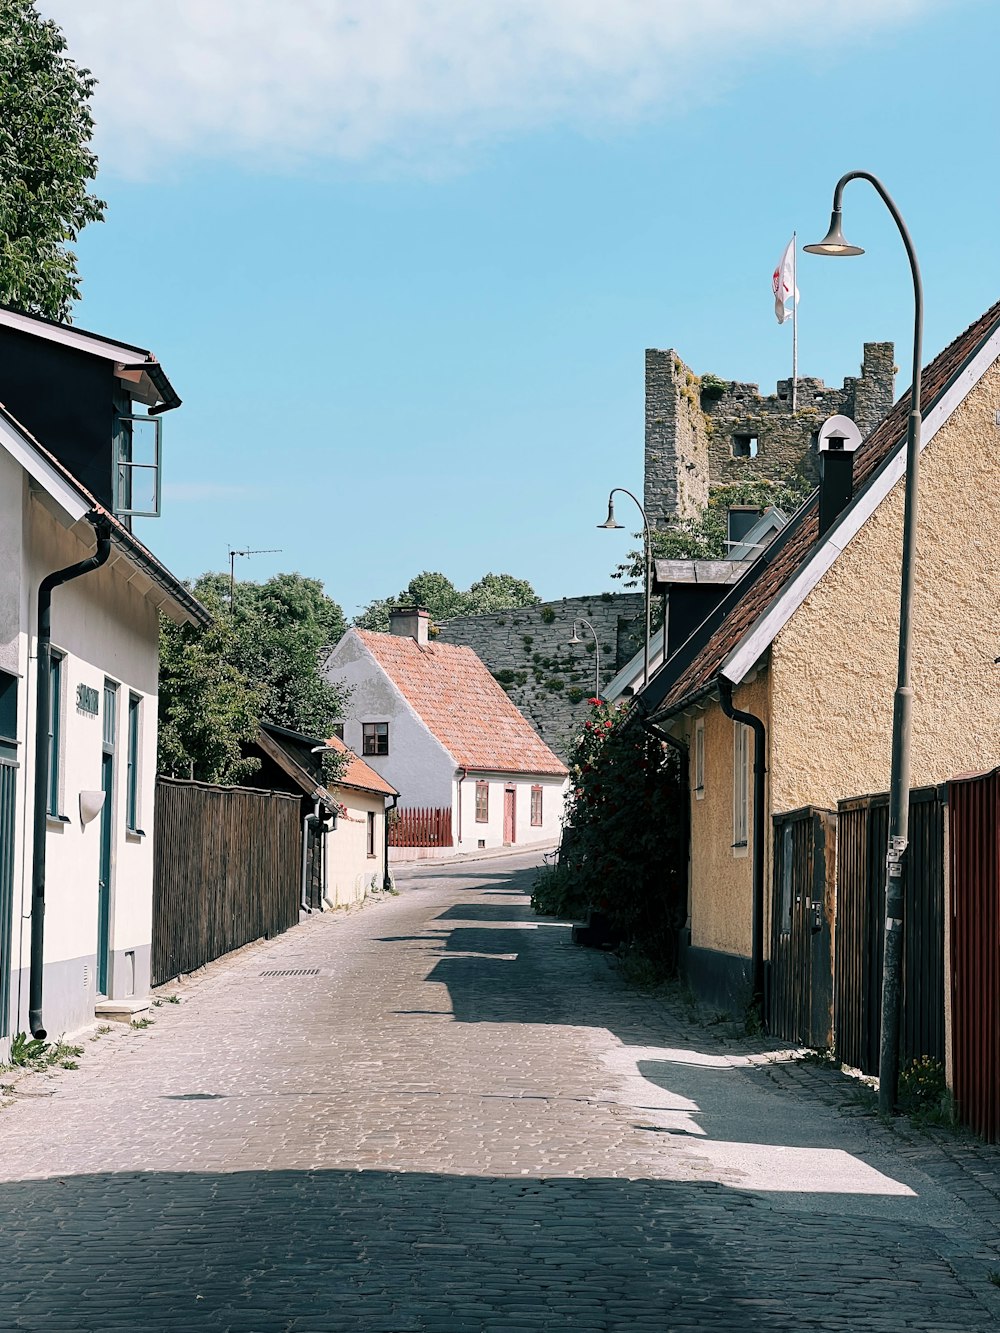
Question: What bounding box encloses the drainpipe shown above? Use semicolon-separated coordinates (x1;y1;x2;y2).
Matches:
456;767;467;848
300;798;320;912
30;515;113;1039
718;676;767;1012
383;793;398;889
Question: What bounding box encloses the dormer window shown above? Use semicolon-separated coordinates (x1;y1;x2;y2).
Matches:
114;408;162;519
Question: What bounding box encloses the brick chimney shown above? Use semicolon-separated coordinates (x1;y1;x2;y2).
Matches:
389;605;430;645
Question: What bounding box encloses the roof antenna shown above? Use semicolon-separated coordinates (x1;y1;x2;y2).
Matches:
228;546;282;608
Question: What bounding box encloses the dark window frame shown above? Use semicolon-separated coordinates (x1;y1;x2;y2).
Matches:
46;651;64;817
362;722;389;756
366;810;377;858
126;693;141;832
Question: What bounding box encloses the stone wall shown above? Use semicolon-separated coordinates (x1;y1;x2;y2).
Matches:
435;593;644;762
644;342;895;528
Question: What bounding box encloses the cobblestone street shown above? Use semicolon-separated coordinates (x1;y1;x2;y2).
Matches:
2;850;1000;1332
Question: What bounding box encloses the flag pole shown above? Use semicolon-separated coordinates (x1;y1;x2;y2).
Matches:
791;230;798;413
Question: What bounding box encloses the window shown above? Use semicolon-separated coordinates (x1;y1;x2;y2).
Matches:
475;781;489;823
113;388;163;521
733;721;750;851
366;810;376;858
47;652;63;816
726;506;762;548
362;722;389;756
330;722;345;741
530;786;543;827
126;694;141;832
694;719;705;799
0;669;16;758
731;433;759;459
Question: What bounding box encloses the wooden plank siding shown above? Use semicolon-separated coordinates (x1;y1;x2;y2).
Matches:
834;788;945;1076
152;777;302;986
769;806;836;1049
948;768;1000;1141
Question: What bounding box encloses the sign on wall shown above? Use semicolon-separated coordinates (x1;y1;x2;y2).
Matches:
76;683;99;716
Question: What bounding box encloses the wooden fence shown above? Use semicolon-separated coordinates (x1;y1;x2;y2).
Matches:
769;806;836;1049
388;805;452;849
152;777;302;986
834;787;945;1076
948;767;1000;1141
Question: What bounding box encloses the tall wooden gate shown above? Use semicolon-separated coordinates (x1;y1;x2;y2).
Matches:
948;767;1000;1141
835;787;945;1075
769;807;836;1047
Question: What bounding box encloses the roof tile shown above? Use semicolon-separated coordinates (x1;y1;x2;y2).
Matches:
355;630;568;776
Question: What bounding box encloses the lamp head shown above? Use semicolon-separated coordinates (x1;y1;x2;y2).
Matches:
568;627;582;645
597;497;623;530
803;208;864;257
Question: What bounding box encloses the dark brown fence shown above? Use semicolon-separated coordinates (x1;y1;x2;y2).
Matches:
948;767;1000;1141
152;777;302;986
769;806;836;1048
389;806;452;849
834;787;945;1075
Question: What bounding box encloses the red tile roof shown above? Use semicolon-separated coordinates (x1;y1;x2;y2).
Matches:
645;296;1000;719
355;630;568;776
326;734;398;797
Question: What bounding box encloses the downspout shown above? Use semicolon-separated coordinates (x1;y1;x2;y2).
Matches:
383;793;398;889
300;798;320;912
718;676;767;1012
456;767;467;848
30;515;113;1039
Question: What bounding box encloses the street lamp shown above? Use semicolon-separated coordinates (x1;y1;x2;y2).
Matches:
805;171;923;1116
568;619;601;699
598;487;651;688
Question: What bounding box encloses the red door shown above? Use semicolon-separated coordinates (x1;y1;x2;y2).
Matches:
503;787;516;846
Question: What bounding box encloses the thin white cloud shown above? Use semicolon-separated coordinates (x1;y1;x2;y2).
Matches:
39;0;932;175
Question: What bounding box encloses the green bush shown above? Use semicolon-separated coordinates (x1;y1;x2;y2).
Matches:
530;864;588;919
898;1055;948;1119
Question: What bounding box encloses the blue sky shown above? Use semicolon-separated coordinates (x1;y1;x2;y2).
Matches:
39;0;999;619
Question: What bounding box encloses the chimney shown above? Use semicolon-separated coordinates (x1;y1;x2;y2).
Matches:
817;414;863;536
388;605;430;646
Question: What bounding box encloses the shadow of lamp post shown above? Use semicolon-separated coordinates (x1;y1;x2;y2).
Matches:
805;171;923;1115
598;487;651;688
568;618;600;700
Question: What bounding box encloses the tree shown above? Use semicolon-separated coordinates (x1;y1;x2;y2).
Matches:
531;698;687;969
353;569;539;630
158;573;351;783
612;476;813;584
0;2;105;321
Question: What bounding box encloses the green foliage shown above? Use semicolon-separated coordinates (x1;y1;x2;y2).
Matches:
158;573;351;784
898;1055;949;1121
612;475;814;582
530;863;588;919
7;1031;47;1066
540;607;556;624
0;2;105;320
354;569;540;631
550;699;687;966
699;373;729;397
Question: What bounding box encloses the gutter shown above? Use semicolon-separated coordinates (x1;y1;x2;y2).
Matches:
29;515;112;1039
718;676;766;1013
384;792;399;889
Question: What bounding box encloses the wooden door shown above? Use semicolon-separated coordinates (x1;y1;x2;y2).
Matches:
503;787;516;846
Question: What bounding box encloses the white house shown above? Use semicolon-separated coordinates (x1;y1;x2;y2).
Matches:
324;608;568;860
0;305;209;1054
324;735;398;904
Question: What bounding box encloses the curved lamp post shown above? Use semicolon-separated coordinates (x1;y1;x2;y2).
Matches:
598;487;651;688
568;619;601;700
805;172;923;1115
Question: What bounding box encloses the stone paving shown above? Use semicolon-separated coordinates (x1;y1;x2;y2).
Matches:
1;851;999;1331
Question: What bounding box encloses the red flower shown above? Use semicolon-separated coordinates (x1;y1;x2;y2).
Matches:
587;697;602;706
604;720;613;728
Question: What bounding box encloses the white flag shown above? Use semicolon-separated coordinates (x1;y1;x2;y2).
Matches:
772;237;799;325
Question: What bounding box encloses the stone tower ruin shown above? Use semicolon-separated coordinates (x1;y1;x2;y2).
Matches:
643;342;895;529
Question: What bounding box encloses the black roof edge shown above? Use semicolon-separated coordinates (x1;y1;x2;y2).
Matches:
261;720;331;750
107;521;212;628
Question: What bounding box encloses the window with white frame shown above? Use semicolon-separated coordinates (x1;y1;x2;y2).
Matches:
733;720;750;850
694;719;705;799
46;651;64;817
126;693;141;832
